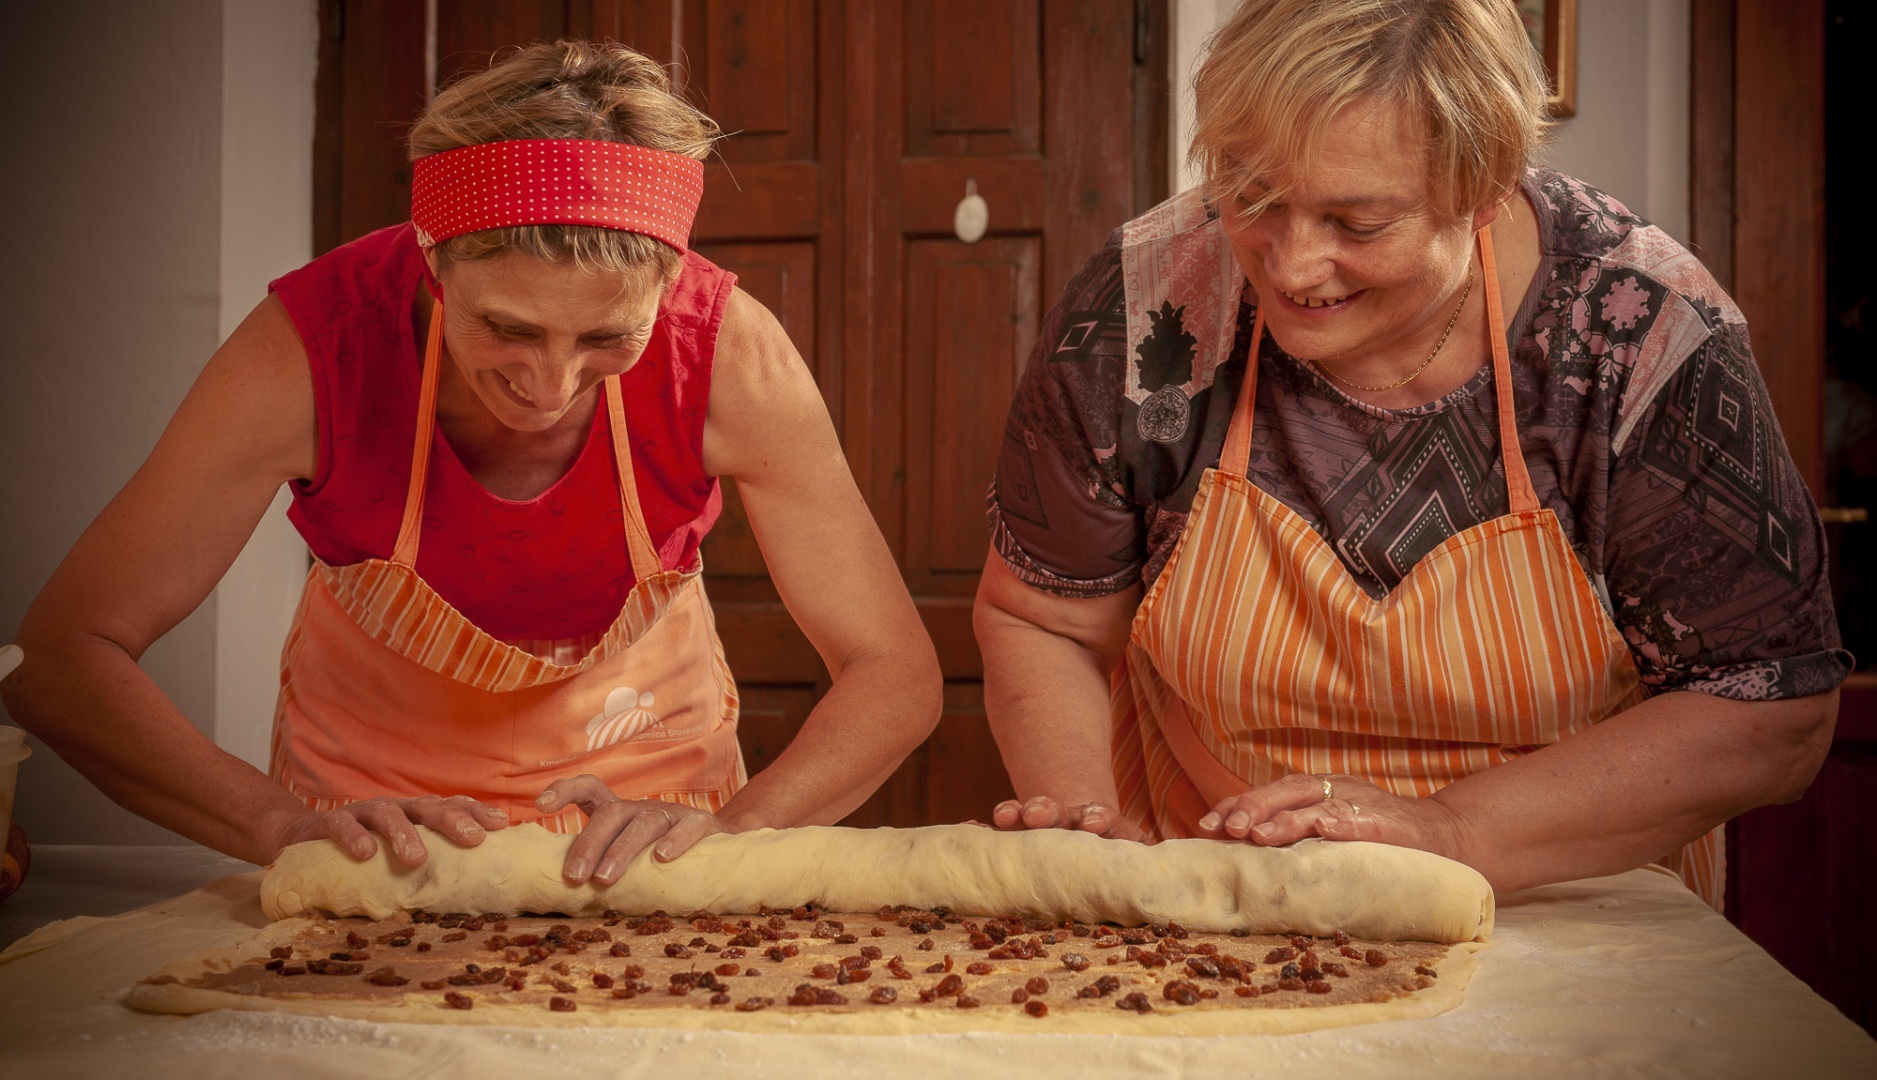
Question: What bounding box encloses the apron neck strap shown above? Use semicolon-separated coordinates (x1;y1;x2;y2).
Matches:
1219;227;1539;515
390;301;666;579
603;374;668;583
391;309;446;566
1477;226;1540;515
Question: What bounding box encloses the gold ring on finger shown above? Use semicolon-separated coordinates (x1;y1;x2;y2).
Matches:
1318;774;1334;802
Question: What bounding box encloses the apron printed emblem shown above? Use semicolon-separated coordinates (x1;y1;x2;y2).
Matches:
586;685;664;749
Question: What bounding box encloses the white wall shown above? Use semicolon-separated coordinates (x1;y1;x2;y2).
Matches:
216;1;320;778
1170;0;1692;243
0;1;316;845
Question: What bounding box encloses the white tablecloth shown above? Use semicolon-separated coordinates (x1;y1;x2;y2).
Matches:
0;864;1872;1079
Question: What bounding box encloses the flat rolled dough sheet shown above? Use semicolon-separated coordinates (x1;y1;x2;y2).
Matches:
262;823;1492;944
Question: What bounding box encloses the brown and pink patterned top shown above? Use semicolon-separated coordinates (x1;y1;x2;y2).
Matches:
988;169;1850;700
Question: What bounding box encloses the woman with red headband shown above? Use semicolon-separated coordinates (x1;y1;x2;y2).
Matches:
2;42;940;884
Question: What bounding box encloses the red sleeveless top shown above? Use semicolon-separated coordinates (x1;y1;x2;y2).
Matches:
270;224;730;641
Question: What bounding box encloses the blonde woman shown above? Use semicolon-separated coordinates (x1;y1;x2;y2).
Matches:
977;0;1846;906
4;42;940;883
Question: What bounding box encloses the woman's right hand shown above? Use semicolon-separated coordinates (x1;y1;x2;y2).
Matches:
270;795;511;867
989;795;1153;842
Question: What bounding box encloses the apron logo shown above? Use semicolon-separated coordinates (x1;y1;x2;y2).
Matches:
586;685;664;749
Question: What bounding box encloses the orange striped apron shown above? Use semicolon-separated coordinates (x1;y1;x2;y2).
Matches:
1112;228;1724;907
269;308;745;832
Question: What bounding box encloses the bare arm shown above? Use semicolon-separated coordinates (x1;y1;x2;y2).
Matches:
1204;687;1836;894
703;289;942;829
0;296;506;866
2;297;323;863
973;550;1148;839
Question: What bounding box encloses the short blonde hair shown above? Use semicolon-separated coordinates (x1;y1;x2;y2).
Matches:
408;40;720;282
1191;0;1548;220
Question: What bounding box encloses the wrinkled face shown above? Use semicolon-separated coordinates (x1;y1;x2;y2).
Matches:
431;251;664;434
1218;100;1490;368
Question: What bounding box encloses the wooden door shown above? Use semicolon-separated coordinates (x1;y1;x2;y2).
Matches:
312;0;1168;826
1692;0;1875;1033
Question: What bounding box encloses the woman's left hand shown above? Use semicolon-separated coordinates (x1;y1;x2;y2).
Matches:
536;775;727;886
1195;772;1469;861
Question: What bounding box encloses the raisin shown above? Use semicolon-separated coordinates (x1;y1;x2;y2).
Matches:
934;973;965;997
965;962;995;975
1025;976;1049;995
1234;985;1261;998
1062;953;1092;972
1115;992;1153;1014
444;991;473;1010
1322;962;1349;978
869;986;899;1005
1185;956;1220;979
1365;949;1388;967
549;997;576;1012
1010;988;1030;1004
1163;980;1201;1006
1277;978;1305;991
1280;963;1301;980
1333;930;1351;947
956;994;981;1009
1306;981;1333;995
366;968;408;987
736;997;771;1012
1414;964;1438;979
1264;946;1298;964
1024;999;1049;1018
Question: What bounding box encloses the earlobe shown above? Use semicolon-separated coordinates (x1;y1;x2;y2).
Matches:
1471;200;1505;233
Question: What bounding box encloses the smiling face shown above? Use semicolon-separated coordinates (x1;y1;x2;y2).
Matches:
430;251;667;434
1218;99;1497;379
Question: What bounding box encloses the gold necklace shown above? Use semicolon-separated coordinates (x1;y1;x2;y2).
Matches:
1317;269;1474;393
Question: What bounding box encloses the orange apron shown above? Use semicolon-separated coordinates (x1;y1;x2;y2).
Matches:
1112;227;1724;907
270;309;745;832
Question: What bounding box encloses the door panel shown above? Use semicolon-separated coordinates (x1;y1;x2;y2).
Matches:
314;0;1165;826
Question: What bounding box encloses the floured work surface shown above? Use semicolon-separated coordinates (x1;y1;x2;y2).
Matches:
4;865;1874;1079
126;904;1480;1034
126;824;1491;1034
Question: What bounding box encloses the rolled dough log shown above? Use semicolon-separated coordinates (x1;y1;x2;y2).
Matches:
263;824;1492;943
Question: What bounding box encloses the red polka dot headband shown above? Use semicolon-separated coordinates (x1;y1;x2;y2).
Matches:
410;139;705;253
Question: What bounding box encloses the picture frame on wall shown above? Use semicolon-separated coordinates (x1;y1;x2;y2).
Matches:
1517;0;1578;118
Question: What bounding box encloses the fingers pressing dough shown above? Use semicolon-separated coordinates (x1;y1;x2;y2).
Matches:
262;823;1493;944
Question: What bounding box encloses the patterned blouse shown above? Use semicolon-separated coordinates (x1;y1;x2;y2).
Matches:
988;169;1851;700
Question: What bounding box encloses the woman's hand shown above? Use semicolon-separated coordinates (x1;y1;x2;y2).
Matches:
272;795;511;867
989;795;1153;843
1196;772;1469;861
537;775;725;886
